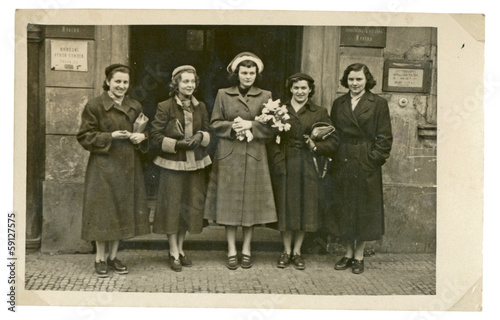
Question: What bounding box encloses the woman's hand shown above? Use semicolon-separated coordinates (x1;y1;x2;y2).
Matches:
129;132;146;144
304;134;317;151
112;130;132;139
232;117;253;132
188;132;204;150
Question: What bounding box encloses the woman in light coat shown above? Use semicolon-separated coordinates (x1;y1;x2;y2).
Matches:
205;52;277;270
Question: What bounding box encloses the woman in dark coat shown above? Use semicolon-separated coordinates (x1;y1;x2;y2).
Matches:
268;73;339;270
77;64;150;278
205;52;277;270
150;65;211;272
330;63;392;274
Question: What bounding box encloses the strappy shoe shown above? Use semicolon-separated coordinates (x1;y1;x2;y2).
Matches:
241;254;253;269
179;253;192;267
169;254;182;272
226;255;239;270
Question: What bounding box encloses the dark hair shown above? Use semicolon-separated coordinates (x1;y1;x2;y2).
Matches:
102;65;130;91
169;70;200;97
340;63;377;90
286;76;316;98
228;60;262;85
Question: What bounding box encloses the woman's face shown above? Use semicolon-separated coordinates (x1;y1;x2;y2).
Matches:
347;70;367;95
177;72;196;98
290;80;312;104
106;71;129;98
238;66;257;89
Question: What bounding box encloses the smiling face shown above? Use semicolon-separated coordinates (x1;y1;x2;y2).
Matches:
347;70;367;96
290;80;312;104
106;71;129;98
177;71;196;99
238;66;257;89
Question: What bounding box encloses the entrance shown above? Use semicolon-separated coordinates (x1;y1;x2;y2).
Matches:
129;25;303;198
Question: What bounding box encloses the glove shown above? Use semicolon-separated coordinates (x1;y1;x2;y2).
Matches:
175;139;191;151
188;132;204;150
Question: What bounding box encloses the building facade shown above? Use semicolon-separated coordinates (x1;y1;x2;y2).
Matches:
26;25;437;254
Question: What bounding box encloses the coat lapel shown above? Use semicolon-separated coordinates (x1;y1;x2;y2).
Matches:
353;91;375;118
340;93;359;127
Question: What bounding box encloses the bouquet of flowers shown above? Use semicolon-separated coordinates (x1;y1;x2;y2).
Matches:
254;98;291;144
255;98;291;131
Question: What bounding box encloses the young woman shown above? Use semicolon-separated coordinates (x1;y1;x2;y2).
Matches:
268;73;338;270
77;64;150;278
330;63;393;274
205;52;277;270
150;65;211;272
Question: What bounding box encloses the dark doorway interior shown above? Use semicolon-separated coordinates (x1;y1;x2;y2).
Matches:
130;25;302;198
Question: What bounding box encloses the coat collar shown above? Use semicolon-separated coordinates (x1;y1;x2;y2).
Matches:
286;99;320;117
101;92;140;113
339;90;375;124
174;95;200;108
225;85;263;96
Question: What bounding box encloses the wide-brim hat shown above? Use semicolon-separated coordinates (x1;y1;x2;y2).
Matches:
171;65;197;80
226;52;264;74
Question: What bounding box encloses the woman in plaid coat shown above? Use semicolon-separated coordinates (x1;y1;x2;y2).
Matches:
205;52;277;270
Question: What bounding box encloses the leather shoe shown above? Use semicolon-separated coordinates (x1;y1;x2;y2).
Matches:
226;255;239;270
241;254;253;269
277;252;290;268
179;253;192;267
292;253;305;270
334;257;353;270
94;260;109;278
107;257;128;274
169;254;182;272
352;259;364;274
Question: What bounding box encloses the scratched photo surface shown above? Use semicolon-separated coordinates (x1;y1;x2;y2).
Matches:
14;9;483;312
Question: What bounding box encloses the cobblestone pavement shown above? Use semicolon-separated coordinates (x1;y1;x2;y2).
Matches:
25;250;435;295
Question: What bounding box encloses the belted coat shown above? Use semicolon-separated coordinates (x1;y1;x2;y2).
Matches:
77;92;150;241
267;100;339;232
204;86;277;227
329;91;392;241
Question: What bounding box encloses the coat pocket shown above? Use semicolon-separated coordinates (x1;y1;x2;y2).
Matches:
360;145;378;171
216;139;233;160
246;142;264;161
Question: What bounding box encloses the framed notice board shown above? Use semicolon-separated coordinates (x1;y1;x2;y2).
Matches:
382;60;432;93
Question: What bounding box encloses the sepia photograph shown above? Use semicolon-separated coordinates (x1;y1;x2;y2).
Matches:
6;2;491;318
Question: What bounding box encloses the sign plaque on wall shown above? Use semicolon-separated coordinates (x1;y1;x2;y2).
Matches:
50;40;88;72
340;26;387;48
383;60;432;93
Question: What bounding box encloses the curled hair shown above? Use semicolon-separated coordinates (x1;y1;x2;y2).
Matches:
286;76;316;98
340;63;377;90
169;70;200;97
102;66;130;91
228;60;262;86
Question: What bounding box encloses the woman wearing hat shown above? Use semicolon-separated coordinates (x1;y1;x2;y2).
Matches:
77;64;150;278
330;63;392;274
205;52;277;270
150;65;211;272
268;73;339;270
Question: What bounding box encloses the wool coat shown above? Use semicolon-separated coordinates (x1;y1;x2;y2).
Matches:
77;92;150;241
329;91;392;241
149;95;211;235
267;100;339;232
204;86;277;226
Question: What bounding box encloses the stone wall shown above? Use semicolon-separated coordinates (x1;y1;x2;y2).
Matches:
40;26;130;253
302;26;437;253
